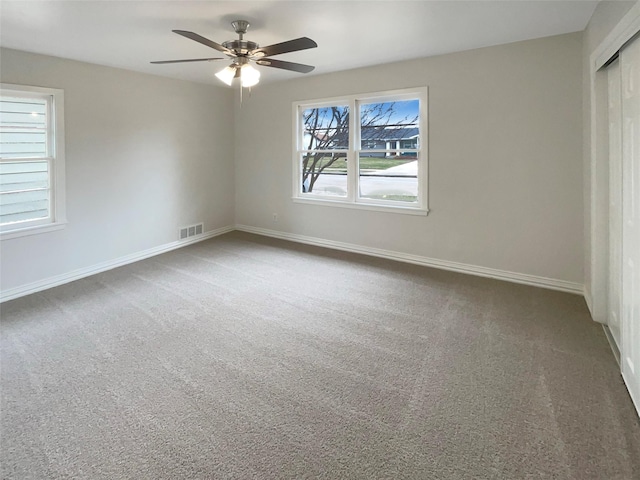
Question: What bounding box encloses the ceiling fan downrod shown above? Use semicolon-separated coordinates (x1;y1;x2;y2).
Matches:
224;20;259;56
231;20;250;40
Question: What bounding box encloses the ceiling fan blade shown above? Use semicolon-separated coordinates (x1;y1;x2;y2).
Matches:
173;30;233;55
151;58;224;64
256;58;315;74
251;37;317;58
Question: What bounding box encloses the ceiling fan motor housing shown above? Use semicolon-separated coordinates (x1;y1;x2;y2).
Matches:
222;39;260;56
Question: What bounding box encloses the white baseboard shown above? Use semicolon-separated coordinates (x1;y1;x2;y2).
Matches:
1;223;585;302
235;224;584;295
621;370;640;419
584;289;595;319
0;225;234;303
602;325;621;367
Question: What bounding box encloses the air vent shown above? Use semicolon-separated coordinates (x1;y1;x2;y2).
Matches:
179;222;204;240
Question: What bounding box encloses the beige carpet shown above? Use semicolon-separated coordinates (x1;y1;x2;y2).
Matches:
1;231;639;479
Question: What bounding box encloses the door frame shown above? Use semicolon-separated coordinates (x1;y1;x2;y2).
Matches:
587;2;640;322
588;2;640;417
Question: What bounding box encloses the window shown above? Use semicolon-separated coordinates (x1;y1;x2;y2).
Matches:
293;87;427;214
0;84;66;238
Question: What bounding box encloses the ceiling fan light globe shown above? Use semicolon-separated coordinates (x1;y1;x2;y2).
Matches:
241;64;260;88
215;65;236;86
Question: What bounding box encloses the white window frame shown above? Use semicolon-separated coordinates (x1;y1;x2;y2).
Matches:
0;83;66;240
292;87;428;215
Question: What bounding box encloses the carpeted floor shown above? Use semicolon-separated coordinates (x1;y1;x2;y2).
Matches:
1;231;639;479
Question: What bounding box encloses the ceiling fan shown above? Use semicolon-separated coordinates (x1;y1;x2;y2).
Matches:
151;20;317;87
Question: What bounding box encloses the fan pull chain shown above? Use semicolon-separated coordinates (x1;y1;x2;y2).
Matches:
238;85;254;106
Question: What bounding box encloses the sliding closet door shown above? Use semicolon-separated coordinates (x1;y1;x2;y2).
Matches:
620;35;640;411
608;59;623;348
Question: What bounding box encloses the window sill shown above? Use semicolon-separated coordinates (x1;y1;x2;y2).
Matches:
292;197;429;216
1;221;67;241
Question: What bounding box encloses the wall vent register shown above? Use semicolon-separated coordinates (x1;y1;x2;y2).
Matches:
179;222;203;240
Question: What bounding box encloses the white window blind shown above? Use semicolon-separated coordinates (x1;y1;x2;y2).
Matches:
0;84;65;237
0;96;50;225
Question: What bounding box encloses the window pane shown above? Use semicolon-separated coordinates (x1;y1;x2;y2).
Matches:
0;160;50;224
0;161;49;192
301;153;347;197
360;99;419;152
302;106;349;150
358;152;418;203
0;189;50;224
0;97;48;159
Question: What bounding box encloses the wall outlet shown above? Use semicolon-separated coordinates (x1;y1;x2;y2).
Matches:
272;213;278;222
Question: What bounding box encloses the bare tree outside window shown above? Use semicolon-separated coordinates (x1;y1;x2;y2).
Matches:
301;100;419;202
301;106;348;194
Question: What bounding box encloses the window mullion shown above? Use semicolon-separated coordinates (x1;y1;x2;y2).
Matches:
348;99;359;202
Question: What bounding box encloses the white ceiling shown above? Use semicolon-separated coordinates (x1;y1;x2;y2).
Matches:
0;1;598;86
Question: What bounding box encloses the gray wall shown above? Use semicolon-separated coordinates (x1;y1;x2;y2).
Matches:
234;33;584;284
0;48;235;292
0;30;588;295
